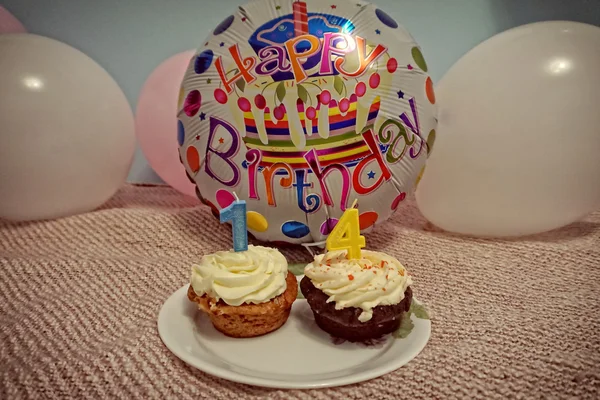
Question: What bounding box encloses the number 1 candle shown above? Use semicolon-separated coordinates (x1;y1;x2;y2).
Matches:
326;199;365;259
219;193;248;252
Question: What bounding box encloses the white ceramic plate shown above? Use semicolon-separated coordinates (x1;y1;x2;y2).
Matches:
158;277;431;389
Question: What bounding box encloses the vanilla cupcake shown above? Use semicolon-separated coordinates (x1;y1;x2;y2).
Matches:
187;245;297;338
300;249;413;342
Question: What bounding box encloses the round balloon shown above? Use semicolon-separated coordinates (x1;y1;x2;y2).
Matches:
416;21;600;237
0;34;135;221
0;6;26;34
179;0;437;243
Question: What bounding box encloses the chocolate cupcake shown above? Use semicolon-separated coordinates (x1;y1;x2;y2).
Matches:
300;250;413;342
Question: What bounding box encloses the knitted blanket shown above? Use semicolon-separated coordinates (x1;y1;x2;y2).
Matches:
1;185;598;399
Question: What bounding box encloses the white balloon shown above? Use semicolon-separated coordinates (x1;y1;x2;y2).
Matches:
416;21;600;237
0;34;135;221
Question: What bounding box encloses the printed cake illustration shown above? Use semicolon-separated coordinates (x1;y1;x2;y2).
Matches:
214;1;393;170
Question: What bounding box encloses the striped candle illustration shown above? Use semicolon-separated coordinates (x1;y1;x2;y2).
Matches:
293;1;308;37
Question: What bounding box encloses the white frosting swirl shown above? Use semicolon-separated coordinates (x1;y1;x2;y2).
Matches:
190;245;288;306
304;250;412;322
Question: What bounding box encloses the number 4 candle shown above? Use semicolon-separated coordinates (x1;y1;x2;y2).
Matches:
219;193;248;252
326;200;366;259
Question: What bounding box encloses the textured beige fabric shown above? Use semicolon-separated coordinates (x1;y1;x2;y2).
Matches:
1;184;599;399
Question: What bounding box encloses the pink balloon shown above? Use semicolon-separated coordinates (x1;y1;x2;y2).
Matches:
136;50;197;197
0;6;26;33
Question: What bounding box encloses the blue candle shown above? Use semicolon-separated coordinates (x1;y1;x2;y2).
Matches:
219;194;248;252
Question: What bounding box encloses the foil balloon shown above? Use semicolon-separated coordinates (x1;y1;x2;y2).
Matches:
178;0;437;244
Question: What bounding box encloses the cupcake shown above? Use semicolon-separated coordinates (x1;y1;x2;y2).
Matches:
300;249;413;342
187;245;297;338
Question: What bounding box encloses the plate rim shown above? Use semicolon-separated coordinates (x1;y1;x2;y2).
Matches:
158;284;431;389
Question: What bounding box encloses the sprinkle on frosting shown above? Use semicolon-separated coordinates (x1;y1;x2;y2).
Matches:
304;249;413;322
